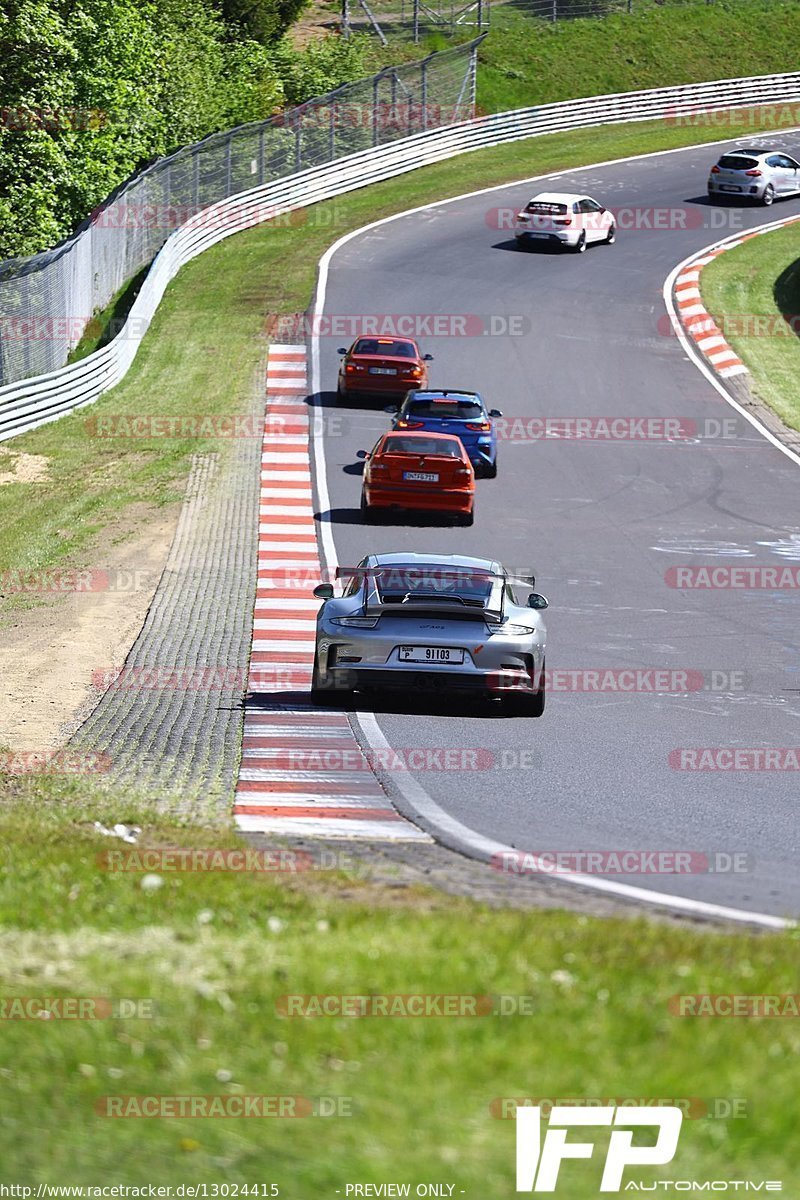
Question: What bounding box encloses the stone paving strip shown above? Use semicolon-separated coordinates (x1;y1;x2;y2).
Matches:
69;382;264;809
234;345;431;842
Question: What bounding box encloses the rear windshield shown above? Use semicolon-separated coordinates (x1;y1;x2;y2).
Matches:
373;565;495;605
353;338;415;358
717;155;759;170
406;398;483;419
524;201;568;214
382;436;461;457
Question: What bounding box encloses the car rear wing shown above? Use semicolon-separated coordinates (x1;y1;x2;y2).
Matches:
334;565;520;622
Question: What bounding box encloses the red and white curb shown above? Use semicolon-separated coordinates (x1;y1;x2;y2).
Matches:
674;212;800;380
234;345;431;841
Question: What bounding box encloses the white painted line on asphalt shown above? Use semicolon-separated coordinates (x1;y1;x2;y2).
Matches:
354;710;792;930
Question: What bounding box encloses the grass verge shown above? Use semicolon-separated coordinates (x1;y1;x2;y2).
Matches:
477;0;800;112
701;222;800;431
0;786;797;1181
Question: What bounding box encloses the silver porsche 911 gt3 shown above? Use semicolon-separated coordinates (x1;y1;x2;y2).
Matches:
311;552;548;716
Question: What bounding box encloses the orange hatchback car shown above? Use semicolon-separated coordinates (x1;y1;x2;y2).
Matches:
357;431;475;526
337;337;432;400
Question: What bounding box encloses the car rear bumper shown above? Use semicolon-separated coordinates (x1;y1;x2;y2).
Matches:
364;485;473;514
340;374;423;395
707;179;762;197
515;229;570;246
326;665;536;694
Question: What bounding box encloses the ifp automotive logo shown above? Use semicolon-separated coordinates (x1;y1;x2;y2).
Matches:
516;1105;683;1192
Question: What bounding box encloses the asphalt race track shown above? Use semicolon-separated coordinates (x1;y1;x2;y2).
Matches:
310;135;800;920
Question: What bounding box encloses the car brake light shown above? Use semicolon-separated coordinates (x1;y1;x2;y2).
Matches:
744;169;762;177
710;165;720;174
465;421;491;431
406;367;423;378
455;467;472;480
553;217;572;226
396;419;424;429
369;462;388;474
345;363;365;374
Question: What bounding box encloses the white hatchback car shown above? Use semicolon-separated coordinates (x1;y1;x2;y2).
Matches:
514;191;615;253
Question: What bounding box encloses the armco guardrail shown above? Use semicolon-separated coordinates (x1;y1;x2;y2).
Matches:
2;71;800;442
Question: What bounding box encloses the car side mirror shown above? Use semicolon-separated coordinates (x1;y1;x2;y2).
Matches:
356;449;368;459
337;347;347;355
527;593;548;610
384;405;398;415
314;583;334;600
488;408;502;418
423;353;433;361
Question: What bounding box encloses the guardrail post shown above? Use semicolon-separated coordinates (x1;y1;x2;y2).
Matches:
193;152;200;208
420;57;429;129
258;128;265;185
413;0;420;42
551;0;557;21
225;137;233;196
294;110;302;171
372;73;381;147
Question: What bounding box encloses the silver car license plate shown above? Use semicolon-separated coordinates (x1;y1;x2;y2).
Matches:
398;646;464;664
369;367;397;375
720;185;741;192
403;471;438;482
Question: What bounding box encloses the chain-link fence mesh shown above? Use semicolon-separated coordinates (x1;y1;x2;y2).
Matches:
0;39;481;387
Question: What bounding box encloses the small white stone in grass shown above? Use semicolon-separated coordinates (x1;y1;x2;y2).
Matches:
215;1069;233;1083
197;909;214;925
315;919;330;933
107;1067;125;1079
141;873;163;892
267;916;284;933
550;969;575;988
197;1038;212;1050
272;1042;288;1058
675;964;692;977
78;1063;96;1078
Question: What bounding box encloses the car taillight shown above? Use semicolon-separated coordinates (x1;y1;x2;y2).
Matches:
396;419;424;429
406;366;423;378
369;462;388;475
745;169;762;177
345;362;365;374
455;467;472;480
553;217;572;226
465;421;491;431
710;165;720;174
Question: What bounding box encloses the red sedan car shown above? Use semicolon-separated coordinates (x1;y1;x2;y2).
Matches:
358;431;475;526
337;337;432;400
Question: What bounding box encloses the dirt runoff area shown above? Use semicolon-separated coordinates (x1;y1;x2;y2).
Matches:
0;502;179;753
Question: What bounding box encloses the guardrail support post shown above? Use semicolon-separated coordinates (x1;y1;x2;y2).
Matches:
372;73;380;147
